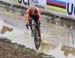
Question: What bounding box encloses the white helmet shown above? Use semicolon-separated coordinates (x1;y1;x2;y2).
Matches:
29;5;35;10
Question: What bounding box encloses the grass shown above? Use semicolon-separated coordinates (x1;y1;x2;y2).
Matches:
13;0;18;4
61;45;75;56
0;38;49;58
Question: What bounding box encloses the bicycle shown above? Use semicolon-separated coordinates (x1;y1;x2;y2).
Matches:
27;18;41;50
32;20;41;50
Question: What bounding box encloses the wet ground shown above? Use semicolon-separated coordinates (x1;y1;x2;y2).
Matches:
0;8;75;47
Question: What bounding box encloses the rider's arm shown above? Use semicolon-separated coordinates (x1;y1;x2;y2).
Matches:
25;8;30;24
25;15;29;24
38;13;42;22
36;7;42;21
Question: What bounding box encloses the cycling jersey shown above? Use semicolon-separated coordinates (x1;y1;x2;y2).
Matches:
25;7;42;23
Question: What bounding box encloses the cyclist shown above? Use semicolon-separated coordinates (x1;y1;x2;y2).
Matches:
25;5;42;36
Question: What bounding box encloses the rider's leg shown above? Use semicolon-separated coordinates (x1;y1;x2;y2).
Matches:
35;20;41;38
33;16;41;37
37;25;41;37
29;19;34;36
29;19;33;31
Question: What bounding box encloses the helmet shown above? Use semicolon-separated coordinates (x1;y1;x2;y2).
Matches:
29;5;35;10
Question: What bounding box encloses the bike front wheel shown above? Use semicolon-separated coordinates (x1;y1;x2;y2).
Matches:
34;27;41;50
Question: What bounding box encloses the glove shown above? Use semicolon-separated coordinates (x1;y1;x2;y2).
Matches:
26;23;29;29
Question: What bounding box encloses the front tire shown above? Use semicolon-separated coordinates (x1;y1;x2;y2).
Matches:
34;27;41;50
